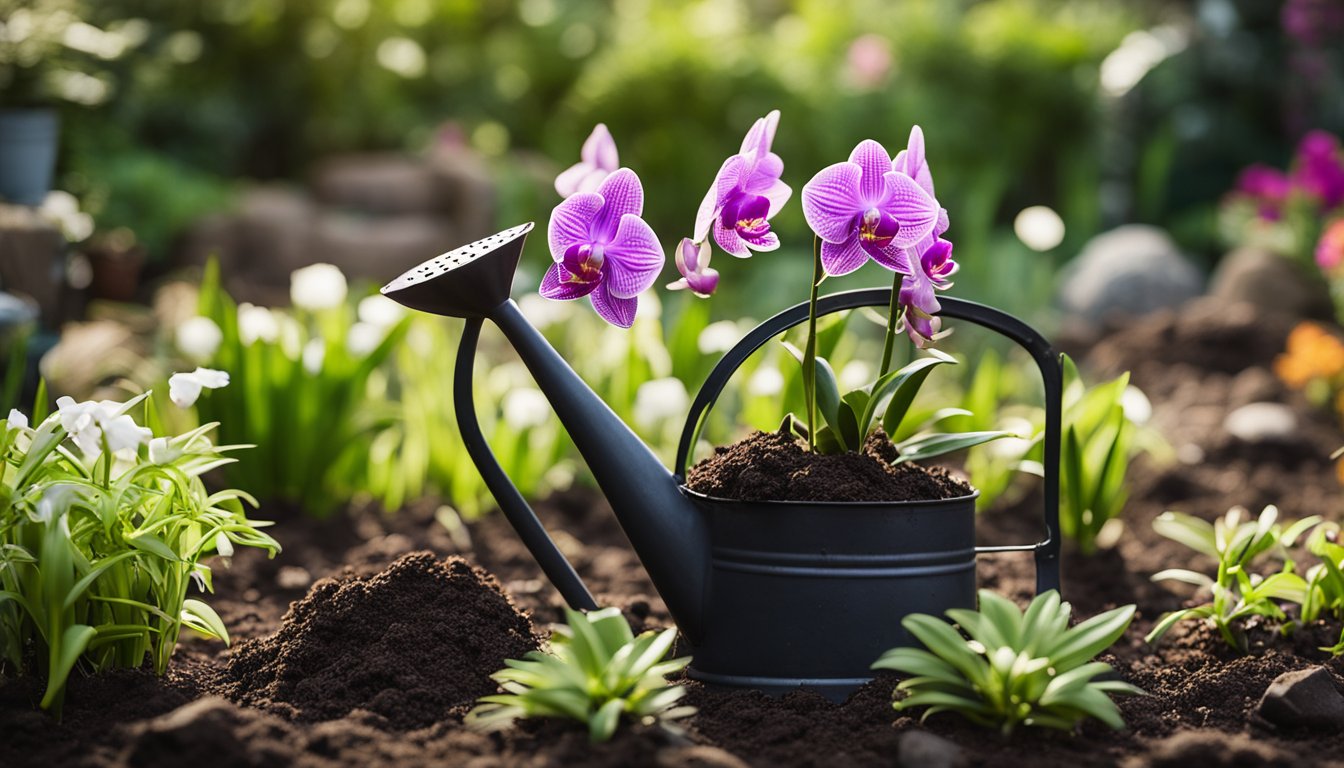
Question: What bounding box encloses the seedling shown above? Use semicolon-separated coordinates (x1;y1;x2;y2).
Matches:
467;607;693;742
1146;506;1318;651
873;589;1140;735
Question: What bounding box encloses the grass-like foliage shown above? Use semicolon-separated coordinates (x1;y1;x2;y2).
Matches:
873;589;1140;735
1302;522;1344;655
188;259;409;516
467;607;693;742
0;391;279;714
1147;506;1318;651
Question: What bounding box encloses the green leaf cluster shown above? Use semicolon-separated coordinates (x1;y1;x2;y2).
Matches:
873;589;1140;735
467;607;693;743
0;392;279;715
1146;506;1319;651
1301;522;1344;655
191;259;409;517
782;344;1012;462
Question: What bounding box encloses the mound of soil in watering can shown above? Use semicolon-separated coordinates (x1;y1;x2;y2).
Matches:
218;551;538;727
685;428;972;502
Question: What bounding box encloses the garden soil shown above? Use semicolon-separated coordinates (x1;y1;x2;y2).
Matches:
4;297;1344;767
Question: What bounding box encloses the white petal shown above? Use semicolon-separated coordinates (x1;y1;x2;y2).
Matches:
6;409;27;430
214;531;234;559
290;263;348;311
237;303;279;345
303;338;325;374
101;415;150;453
357;294;406;328
169;373;205;408
176;316;223;362
189;367;230;389
346;322;384;356
149;437;182;465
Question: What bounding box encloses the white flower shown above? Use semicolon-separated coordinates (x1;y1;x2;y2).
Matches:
214;531;234;559
747;366;784;397
56;396;151;458
6;408;27;430
357;294;405;328
1121;385;1152;425
176;316;223;362
149;437;183;465
237;303;279;345
169;367;230;408
633;377;689;430
290;263;348;311
346;322;383;357
502;388;550;431
697;321;741;355
302;338;325;374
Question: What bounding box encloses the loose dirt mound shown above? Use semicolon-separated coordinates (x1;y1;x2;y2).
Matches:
686;429;972;502
219;552;538;728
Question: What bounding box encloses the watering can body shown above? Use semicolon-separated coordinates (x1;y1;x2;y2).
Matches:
382;224;1061;699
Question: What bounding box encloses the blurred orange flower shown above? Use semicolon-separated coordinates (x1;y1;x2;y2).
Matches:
1275;322;1344;388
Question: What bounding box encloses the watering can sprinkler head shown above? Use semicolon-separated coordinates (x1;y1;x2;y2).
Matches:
381;221;534;318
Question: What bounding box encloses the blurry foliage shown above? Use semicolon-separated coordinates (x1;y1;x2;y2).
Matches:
38;0;1145;317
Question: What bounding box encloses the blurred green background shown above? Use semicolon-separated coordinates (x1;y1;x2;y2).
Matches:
4;0;1343;324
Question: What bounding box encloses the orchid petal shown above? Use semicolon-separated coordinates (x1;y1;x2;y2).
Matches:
882;171;940;248
868;243;910;273
675;238;703;274
582;123;618;170
802;162;864;243
744;230;780;252
893;125;934;197
713;219;752;258
693;184;719;244
547;192;604;261
590;283;638;328
592;168;644;240
603;214;665;298
739;109;779;158
540;263;601;300
899;255;941;316
745;153;784;193
848;139;894;205
760;179;793;218
553;163;591;198
820;237;869;276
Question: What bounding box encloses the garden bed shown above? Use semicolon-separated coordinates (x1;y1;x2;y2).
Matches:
4;299;1344;767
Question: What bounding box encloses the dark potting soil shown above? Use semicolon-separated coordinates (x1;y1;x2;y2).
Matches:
218;551;538;727
8;299;1344;767
685;428;972;502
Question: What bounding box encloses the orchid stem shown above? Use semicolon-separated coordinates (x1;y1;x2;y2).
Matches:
878;272;902;380
803;237;822;452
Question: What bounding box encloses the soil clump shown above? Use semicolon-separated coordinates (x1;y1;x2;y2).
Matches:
685;429;972;502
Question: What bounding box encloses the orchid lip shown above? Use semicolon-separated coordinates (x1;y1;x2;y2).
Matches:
562;243;604;282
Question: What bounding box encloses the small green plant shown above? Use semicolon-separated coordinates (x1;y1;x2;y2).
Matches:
1146;506;1318;651
872;589;1140;735
1290;521;1344;655
467;607;693;742
781;345;1012;462
0;388;279;714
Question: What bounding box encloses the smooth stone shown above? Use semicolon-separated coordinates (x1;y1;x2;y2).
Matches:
1257;667;1344;730
1209;247;1335;321
1222;402;1298;443
897;730;967;768
1059;224;1204;326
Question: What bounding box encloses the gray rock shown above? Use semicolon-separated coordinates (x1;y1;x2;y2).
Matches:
1257;666;1344;730
897;730;967;768
310;211;456;285
312;153;445;216
1209;247;1335;321
1059;225;1205;326
1223;402;1298;443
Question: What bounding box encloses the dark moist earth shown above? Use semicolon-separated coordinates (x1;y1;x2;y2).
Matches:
5;296;1344;767
685;428;972;502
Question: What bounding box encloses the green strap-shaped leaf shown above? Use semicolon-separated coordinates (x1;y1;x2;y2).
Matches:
589;698;625;742
880;350;957;439
40;624;96;711
894;431;1014;464
181;599;230;644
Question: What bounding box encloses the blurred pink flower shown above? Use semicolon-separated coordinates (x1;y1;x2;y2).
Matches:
1317;219;1344;273
846;34;893;90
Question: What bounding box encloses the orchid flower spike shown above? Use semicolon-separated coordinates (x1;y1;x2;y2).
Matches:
540;168;665;328
667;238;720;298
694;110;792;258
555;124;620;198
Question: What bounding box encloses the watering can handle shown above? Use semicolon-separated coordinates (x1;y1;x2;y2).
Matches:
674;290;1062;597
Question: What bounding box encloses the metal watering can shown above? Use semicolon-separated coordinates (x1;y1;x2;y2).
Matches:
382;223;1062;698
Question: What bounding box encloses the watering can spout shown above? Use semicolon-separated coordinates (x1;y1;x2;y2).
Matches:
381;224;709;641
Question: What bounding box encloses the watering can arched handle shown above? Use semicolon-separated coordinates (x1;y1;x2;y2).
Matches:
674;290;1062;597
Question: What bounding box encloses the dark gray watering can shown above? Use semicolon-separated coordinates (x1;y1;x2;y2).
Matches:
383;223;1062;698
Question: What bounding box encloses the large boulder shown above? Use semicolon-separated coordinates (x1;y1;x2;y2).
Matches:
1059;225;1205;327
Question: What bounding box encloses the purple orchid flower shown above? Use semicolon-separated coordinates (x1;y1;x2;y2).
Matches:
540;168;664;328
694;110;793;257
1293;130;1344;209
555;124;619;198
801;137;942;278
667;238;720;297
1236;164;1292;220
